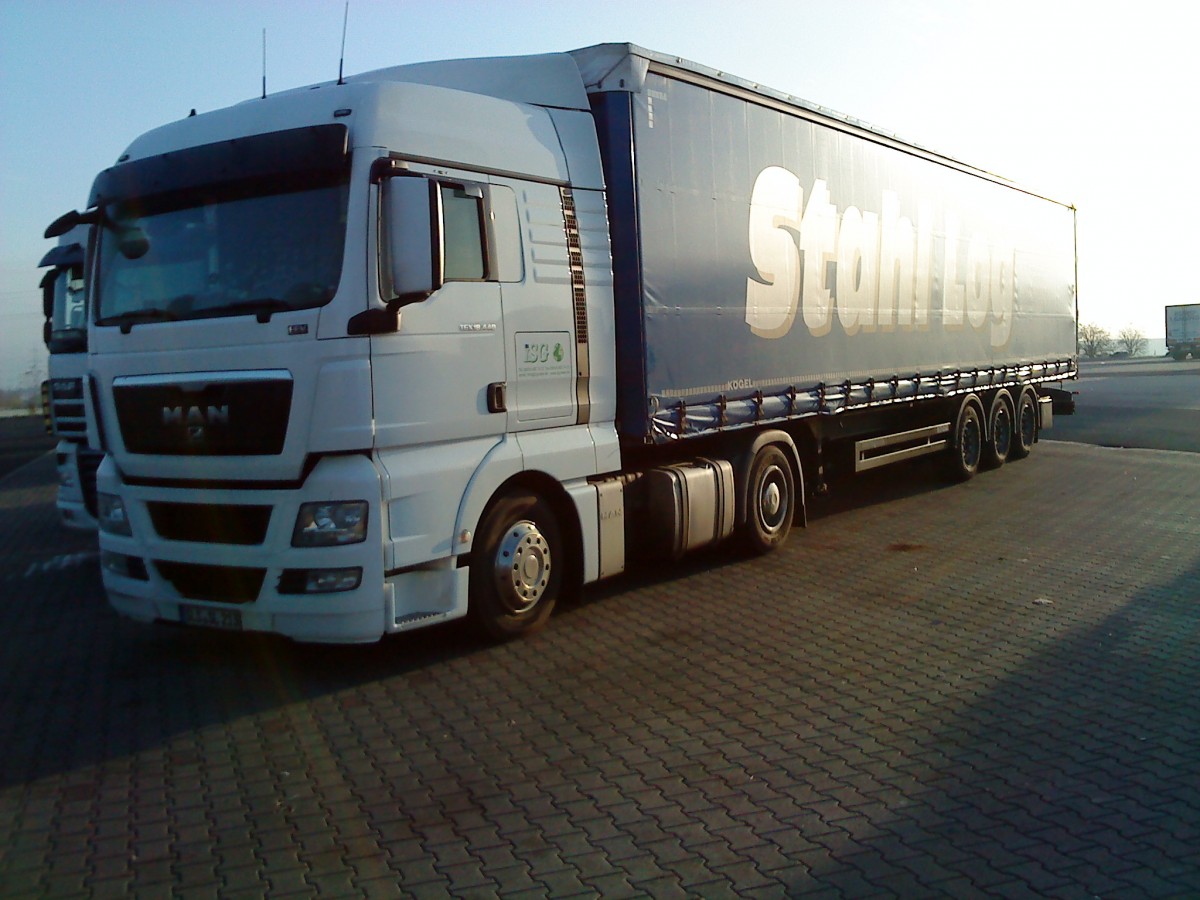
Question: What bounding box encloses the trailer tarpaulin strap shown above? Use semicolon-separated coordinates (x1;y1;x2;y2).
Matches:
649;360;1076;441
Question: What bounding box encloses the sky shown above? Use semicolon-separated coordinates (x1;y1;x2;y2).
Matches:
2;0;1197;389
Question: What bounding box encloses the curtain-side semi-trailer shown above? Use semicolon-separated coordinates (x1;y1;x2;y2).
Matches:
38;226;102;530
49;44;1077;643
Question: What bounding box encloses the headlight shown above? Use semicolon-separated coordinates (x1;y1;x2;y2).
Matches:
97;492;132;536
292;501;368;546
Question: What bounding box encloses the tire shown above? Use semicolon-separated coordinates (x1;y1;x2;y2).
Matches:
982;391;1014;470
1011;390;1037;460
741;444;795;554
469;490;562;640
945;400;983;481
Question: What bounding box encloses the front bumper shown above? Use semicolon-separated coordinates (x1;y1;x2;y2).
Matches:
98;453;469;644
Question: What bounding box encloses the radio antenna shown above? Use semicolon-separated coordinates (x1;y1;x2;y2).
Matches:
337;3;349;85
261;28;268;99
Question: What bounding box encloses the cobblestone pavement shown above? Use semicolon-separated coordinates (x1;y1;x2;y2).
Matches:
1;442;1198;898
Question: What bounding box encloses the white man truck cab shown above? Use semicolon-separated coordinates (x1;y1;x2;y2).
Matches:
69;56;618;642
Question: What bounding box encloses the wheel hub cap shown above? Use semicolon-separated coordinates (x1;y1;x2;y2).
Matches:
763;481;781;518
494;521;551;615
759;467;787;532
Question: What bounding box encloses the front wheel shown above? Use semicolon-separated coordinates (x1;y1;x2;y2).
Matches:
469;491;562;640
741;444;795;554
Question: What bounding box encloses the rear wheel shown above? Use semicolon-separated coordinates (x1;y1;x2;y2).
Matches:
1011;390;1037;460
945;400;983;481
741;444;795;554
982;391;1014;470
469;490;562;640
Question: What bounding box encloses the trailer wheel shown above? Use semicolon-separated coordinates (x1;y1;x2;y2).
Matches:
742;444;795;554
982;391;1014;470
1011;391;1037;460
946;401;983;481
469;490;561;639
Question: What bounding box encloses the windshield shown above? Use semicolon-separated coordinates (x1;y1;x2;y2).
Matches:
96;178;349;325
49;266;87;350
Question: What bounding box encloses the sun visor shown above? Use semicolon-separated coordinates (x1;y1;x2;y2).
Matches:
39;243;84;267
89;123;349;208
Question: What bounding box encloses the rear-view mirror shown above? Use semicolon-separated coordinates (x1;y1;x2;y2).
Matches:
383;175;444;304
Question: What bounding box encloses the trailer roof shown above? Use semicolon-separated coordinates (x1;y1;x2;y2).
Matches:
570;43;1072;209
572;43;894;138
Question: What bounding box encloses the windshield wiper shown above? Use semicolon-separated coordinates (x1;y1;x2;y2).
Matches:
97;308;179;334
216;298;295;323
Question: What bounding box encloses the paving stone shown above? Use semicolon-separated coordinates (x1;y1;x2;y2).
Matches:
579;870;641;897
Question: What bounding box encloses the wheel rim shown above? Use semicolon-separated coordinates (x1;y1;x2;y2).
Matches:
756;465;789;535
962;414;981;469
994;405;1012;458
1020;402;1036;447
493;521;551;615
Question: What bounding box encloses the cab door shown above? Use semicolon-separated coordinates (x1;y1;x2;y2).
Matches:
368;170;514;569
370;173;506;451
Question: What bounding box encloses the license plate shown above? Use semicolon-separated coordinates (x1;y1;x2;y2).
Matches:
180;604;243;631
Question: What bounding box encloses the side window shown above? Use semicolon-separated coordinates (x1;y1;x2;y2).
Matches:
441;186;486;281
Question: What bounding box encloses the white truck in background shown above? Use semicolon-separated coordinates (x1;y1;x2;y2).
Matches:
51;44;1077;643
1165;304;1200;360
38;226;101;530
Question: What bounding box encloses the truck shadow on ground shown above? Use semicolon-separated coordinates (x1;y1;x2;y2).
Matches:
0;452;967;789
0;585;501;789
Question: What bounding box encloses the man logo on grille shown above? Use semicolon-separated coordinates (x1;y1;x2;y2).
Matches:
162;404;230;443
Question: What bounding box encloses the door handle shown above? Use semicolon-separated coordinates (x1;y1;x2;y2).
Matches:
487;382;507;414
